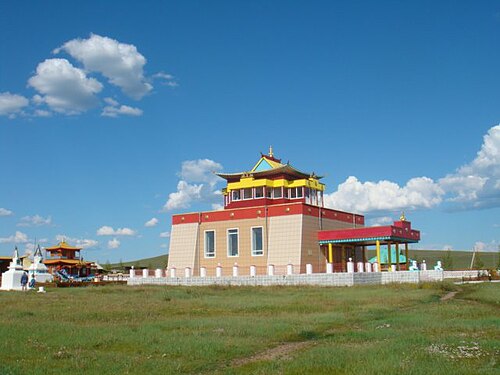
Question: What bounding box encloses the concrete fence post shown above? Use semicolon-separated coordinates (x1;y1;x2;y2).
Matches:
200;267;207;278
129;266;135;278
250;265;256;277
184;267;191;278
306;264;313;274
357;262;364;273
347;258;354;273
216;264;222;278
268;264;275;276
365;262;372;273
170;267;176;278
233;263;239;277
142;268;149;278
287;263;294;275
155;268;163;278
326;263;333;274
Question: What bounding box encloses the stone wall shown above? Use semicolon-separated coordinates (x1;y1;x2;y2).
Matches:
128;269;486;287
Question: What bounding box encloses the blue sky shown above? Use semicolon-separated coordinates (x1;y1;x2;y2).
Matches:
0;1;499;263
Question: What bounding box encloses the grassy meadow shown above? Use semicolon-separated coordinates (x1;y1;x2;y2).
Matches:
0;283;498;374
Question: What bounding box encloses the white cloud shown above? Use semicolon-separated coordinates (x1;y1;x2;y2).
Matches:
144;217;158;227
0;231;29;244
439;125;500;209
55;34;152;100
17;214;52;227
368;216;393;227
96;226;136;236
0;208;13;216
159;231;170;238
474;240;499;252
101;104;142;117
160;243;168;249
0;92;29;117
28;58;102;114
33;109;52;117
153;72;178;87
324;176;444;214
55;234;98;249
108;238;120;249
163;159;224;211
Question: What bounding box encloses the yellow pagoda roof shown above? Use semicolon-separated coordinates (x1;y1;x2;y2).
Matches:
45;241;82;251
217;148;322;181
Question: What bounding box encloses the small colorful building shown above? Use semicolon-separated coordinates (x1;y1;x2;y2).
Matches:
44;241;95;277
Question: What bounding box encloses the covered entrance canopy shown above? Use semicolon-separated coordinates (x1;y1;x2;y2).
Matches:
318;218;420;272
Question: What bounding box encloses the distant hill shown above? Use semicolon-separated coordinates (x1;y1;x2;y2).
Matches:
108;249;498;271
366;249;499;270
109;254;169;270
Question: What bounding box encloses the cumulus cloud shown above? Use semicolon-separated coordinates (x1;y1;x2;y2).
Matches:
0;231;29;244
55;234;98;249
28;58;102;114
107;238;120;249
17;214;52;227
101;103;142;117
55;34;152;100
144;217;158;227
368;216;393;226
163;159;224;211
473;240;499;252
96;226;136;236
0;92;29;117
324;176;444;214
159;231;170;238
325;125;500;214
439;125;500;209
0;208;13;216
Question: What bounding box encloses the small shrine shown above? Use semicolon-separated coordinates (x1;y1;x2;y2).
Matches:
28;245;53;283
0;247;26;291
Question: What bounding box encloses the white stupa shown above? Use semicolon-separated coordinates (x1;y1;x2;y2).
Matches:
1;247;26;291
28;245;53;283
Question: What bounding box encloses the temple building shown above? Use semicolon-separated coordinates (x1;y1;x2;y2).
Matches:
43;240;95;277
168;149;420;276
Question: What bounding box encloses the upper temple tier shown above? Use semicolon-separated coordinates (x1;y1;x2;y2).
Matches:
217;149;325;209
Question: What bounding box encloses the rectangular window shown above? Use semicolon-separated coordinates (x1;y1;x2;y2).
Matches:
204;230;215;258
255;186;264;198
266;187;272;198
283;188;288;198
243;188;252;200
272;187;282;199
290;188;297;199
297;187;303;198
232;190;241;201
251;227;263;256
227;229;239;257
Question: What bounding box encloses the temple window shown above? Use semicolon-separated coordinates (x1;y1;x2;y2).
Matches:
272;187;282;199
289;187;303;199
251;227;264;256
227;229;239;257
232;190;241;201
204;230;216;258
255;186;264;198
242;188;253;200
266;187;272;198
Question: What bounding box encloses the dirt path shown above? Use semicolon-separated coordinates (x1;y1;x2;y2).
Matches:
440;291;458;301
231;341;313;367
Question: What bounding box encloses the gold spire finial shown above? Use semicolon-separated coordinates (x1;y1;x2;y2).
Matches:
269;145;273;157
400;211;406;221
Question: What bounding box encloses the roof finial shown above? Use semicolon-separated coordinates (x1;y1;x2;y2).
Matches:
269;145;273;157
400;211;406;221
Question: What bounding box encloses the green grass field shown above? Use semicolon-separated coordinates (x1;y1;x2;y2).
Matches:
0;282;498;374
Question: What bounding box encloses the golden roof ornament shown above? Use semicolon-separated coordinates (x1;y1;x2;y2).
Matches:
269;146;273;158
400;212;406;221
